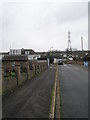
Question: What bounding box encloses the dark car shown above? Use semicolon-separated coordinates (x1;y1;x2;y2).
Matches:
58;60;63;65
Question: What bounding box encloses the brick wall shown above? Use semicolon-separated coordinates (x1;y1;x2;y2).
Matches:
2;60;48;94
72;61;84;65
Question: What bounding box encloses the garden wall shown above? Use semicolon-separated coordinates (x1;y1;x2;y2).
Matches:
2;60;48;94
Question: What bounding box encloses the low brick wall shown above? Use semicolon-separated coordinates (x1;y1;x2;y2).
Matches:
2;77;17;93
72;61;83;65
19;73;27;85
28;70;34;79
2;59;48;94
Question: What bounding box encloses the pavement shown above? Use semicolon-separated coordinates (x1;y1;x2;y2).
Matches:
2;65;56;118
58;64;88;118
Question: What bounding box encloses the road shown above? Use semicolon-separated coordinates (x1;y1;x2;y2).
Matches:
2;66;56;118
58;64;88;118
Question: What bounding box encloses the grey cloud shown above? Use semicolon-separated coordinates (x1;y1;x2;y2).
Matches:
1;1;88;51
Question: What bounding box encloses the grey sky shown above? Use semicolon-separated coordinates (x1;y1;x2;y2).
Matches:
0;0;88;52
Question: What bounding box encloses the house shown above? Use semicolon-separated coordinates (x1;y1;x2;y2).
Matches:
3;55;28;61
27;55;41;60
2;55;28;70
21;48;41;60
9;48;41;60
9;48;36;55
21;48;35;55
0;52;9;60
9;49;22;55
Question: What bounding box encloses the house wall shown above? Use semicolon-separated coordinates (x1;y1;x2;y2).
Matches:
9;49;21;55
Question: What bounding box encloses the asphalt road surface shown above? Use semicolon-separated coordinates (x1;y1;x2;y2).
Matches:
2;65;56;118
58;64;88;118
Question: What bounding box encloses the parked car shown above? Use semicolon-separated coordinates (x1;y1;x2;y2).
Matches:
67;60;72;64
58;60;63;65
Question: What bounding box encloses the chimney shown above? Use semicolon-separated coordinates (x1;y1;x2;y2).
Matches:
81;36;83;51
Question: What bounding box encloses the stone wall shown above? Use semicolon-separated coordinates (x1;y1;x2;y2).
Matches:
2;60;48;94
72;61;84;65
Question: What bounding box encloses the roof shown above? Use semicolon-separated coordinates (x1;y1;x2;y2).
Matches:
2;55;28;61
23;49;35;51
0;52;9;55
21;48;36;55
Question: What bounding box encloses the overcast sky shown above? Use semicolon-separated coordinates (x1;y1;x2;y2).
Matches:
0;0;89;52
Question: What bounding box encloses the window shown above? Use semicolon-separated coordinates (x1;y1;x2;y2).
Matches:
28;51;29;55
25;51;26;54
